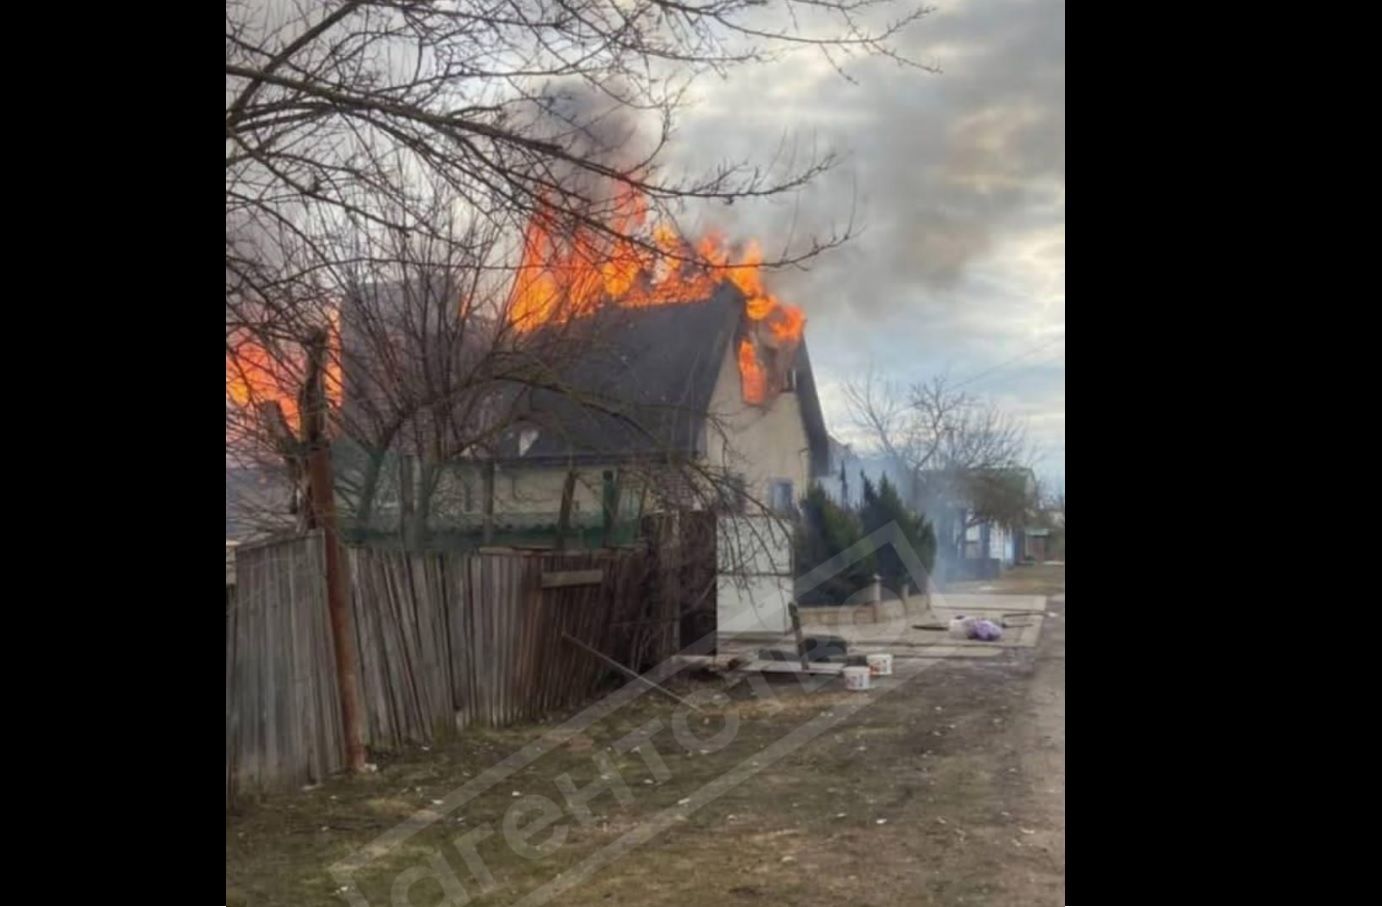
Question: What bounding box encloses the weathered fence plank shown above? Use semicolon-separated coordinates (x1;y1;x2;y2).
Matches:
228;538;689;802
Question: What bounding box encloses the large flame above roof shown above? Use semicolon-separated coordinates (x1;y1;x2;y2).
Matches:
507;185;805;404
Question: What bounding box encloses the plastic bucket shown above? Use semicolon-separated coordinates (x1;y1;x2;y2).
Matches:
843;665;871;691
867;653;893;676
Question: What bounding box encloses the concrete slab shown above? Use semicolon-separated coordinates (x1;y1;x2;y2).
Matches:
883;645;1006;659
799;592;1048;651
719;590;1046;663
928;593;1048;614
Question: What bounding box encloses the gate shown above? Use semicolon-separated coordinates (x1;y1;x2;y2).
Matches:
715;514;793;641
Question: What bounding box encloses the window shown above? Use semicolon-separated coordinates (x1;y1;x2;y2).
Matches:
716;474;748;513
770;479;795;514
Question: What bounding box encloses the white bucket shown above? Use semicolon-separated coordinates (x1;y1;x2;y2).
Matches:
867;653;893;676
948;616;969;640
843;665;871;691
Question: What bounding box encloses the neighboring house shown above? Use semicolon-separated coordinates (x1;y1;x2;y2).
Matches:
1020;527;1051;563
912;465;1038;575
964;519;1020;567
1019;506;1063;562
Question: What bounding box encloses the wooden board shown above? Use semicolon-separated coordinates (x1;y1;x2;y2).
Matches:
540;569;604;589
741;659;844;676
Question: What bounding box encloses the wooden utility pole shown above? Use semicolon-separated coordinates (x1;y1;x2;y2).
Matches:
301;329;367;773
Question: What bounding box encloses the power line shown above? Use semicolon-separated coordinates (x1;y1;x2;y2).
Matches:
964;350;1065;392
952;336;1063;390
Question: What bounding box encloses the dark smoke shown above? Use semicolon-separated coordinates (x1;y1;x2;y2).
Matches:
671;0;1065;314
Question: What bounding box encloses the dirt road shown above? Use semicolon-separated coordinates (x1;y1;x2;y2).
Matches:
228;565;1065;906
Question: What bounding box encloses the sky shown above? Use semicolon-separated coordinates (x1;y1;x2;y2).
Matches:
672;0;1065;488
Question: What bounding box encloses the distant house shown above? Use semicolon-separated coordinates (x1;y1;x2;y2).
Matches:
1019;506;1063;563
958;467;1038;570
885;465;1037;578
962;515;1021;566
1020;527;1051;563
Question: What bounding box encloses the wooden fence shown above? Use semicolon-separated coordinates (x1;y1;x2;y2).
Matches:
227;534;345;801
226;535;679;802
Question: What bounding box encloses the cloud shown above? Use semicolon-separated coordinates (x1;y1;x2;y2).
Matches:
671;0;1066;479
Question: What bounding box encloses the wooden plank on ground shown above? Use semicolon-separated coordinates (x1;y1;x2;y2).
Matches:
741;659;845;676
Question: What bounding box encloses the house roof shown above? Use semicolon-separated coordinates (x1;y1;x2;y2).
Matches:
335;276;831;475
496;282;831;475
500;284;742;461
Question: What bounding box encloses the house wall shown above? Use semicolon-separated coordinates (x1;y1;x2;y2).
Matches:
490;464;599;516
351;458;612;530
487;463;658;529
987;523;1016;566
701;341;813;510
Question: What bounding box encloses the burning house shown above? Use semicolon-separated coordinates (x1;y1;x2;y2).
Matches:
226;184;834;543
476;185;830;528
486;280;831;527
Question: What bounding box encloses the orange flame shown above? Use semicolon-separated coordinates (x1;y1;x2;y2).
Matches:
226;316;342;435
738;338;767;404
507;186;805;404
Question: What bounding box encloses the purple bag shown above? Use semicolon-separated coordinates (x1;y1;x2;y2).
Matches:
968;618;1003;641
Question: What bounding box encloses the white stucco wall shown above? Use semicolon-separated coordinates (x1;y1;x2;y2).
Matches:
488;463;658;527
490;464;604;517
701;341;812;510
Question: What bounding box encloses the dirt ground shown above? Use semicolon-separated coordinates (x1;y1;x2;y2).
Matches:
227;564;1065;906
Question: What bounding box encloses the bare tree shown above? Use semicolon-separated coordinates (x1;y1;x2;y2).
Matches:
845;370;1034;560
